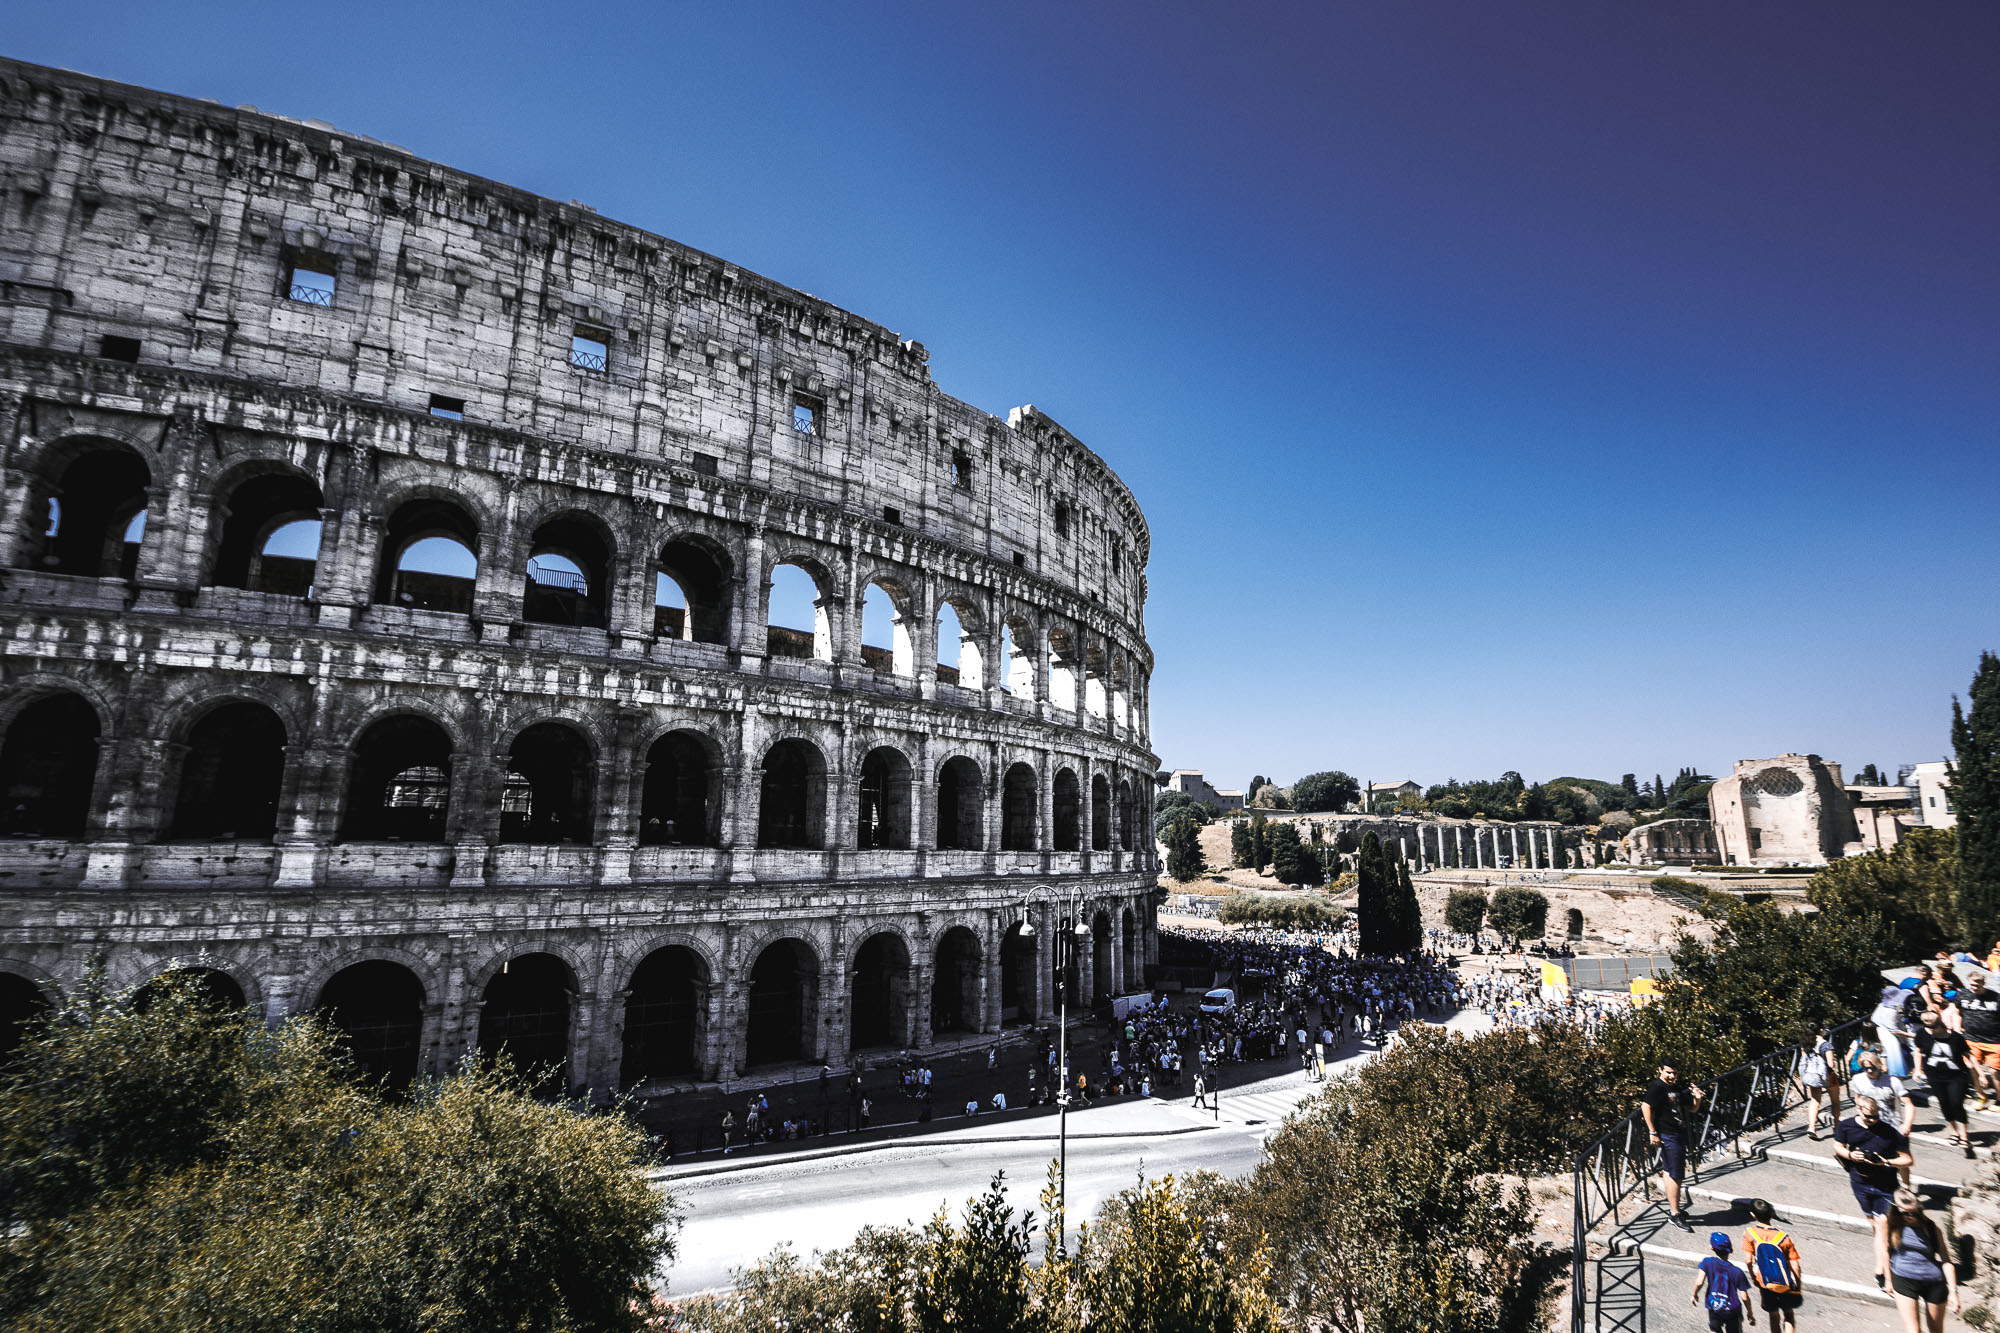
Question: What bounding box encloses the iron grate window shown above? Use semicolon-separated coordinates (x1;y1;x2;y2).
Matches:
569;327;609;372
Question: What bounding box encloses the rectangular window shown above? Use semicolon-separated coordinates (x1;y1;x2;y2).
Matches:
882;506;901;525
1053;501;1071;537
1013;552;1026;568
428;394;466;420
287;264;337;306
99;335;141;363
952;450;972;489
1111;545;1122;574
569;327;609;372
690;451;719;477
791;395;822;436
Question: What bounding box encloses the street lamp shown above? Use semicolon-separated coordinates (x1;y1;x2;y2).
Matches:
1017;887;1093;1251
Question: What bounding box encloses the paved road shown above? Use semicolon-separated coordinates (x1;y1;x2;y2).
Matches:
660;1007;1491;1295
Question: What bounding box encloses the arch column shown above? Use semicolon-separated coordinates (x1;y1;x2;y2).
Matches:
1037;748;1056;871
731;525;768;669
981;910;1004;1033
595;710;643;886
608;546;656;654
448;749;503;887
131;413;210;610
568;986;602;1097
912;735;937;874
272;743;340;887
312;446;372;627
470;492;525;640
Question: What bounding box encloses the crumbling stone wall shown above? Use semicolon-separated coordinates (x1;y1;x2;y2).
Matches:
0;58;1158;1094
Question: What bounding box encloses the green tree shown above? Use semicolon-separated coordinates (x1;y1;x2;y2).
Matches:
1355;833;1387;955
1855;762;1883;785
1249;814;1271;873
1230;820;1253;868
1662;897;1891;1057
1294;841;1326;887
1381;853;1421;955
1246;776;1269;804
1486;887;1548;945
1269;822;1304;883
1621;773;1639;800
0;975;676;1333
1445;889;1488;936
1163;813;1206;883
1807;827;1958;959
1953;651;2000;944
1289;771;1361;814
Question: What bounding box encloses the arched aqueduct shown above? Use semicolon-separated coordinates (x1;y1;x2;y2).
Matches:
0;58;1159;1094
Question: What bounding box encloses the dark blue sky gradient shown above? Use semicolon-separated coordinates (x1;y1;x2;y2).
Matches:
8;1;1995;790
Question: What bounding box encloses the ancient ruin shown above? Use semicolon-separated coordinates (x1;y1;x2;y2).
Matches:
0;58;1158;1093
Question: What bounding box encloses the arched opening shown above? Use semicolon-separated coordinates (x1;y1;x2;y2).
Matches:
1092;910;1113;998
169;701;286;840
931;926;982;1037
849;932;910;1051
655;537;730;643
1121;908;1139;989
523;514;612;629
757;738;825;849
316;961;424;1091
375;499;479;614
859;583;912;676
1090;773;1111;852
0;973;51;1065
341;714;453;842
208;469;324;594
25;441;150;578
935;756;984;851
936;600;984;689
1052;769;1081;853
766;563;830;661
0;692;100;839
622;946;707;1085
1083;644;1109;718
500;722;595;845
1002;619;1034;695
478;953;573;1096
639;730;717;846
137;966;247;1013
1566;908;1585;940
1047;628;1078;712
1116;779;1136;852
857;746;912;850
744;939;819;1067
1001;763;1037;851
1001;921;1036;1023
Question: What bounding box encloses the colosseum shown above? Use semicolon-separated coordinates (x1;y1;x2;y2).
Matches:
0;57;1160;1098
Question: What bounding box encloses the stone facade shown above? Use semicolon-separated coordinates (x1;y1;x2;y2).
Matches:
1243;812;1592;871
0;59;1158;1094
1708;755;1854;867
1618;818;1718;866
1166;769;1242;813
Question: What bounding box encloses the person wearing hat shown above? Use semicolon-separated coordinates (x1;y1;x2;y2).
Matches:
1692;1230;1750;1332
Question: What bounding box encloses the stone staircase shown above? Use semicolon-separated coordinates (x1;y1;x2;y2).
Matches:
1623;1099;1993;1332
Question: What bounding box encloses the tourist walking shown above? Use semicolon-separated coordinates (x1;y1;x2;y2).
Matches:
1914;1009;1976;1157
1832;1095;1914;1286
1800;1024;1843;1140
1882;1188;1958;1331
1740;1199;1804;1333
1692;1231;1751;1333
1957;972;2000;1108
1641;1063;1704;1230
1851;1052;1917;1182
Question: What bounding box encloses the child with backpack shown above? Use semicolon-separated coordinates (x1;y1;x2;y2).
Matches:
1740;1199;1804;1332
1692;1232;1752;1332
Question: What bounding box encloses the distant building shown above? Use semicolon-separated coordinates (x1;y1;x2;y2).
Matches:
1166;770;1243;813
1708;754;1919;867
1908;761;1957;830
1368;779;1422;809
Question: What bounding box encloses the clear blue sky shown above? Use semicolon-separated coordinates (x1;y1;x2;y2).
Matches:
10;1;1996;792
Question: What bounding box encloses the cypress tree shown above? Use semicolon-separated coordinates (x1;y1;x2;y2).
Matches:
1389;854;1422;955
1230;820;1252;868
1653;774;1666;805
1270;822;1304;884
1953;652;2000;942
1163;813;1206;883
1296;843;1326;887
1250;814;1271;873
1356;833;1385;955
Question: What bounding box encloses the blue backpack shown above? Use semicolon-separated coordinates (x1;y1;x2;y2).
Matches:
1745;1225;1798;1293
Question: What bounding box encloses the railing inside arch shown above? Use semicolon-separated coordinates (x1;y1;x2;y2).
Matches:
1568;1019;1860;1333
288;282;334;306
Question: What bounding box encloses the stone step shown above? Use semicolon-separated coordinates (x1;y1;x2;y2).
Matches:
1687;1154;1958;1230
1641;1264;1905;1333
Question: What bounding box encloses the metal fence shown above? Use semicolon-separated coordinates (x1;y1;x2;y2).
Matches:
1568;1020;1860;1333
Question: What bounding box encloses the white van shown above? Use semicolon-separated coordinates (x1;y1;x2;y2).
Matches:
1198;987;1237;1015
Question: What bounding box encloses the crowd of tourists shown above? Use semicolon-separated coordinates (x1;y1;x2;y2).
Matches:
1654;948;2000;1332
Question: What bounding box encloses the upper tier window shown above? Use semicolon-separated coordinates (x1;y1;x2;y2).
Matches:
287;265;336;307
569;328;609;373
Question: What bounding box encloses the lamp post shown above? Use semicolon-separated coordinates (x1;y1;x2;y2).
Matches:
1017;886;1092;1251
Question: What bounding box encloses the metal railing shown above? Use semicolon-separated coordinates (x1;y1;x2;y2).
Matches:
1569;1020;1859;1333
568;347;607;371
288;282;334;306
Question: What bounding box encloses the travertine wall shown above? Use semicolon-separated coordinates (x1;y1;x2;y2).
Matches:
0;58;1158;1094
1708;754;1853;867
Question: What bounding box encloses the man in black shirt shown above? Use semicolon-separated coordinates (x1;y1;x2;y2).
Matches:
1832;1094;1914;1286
1957;972;2000;1107
1640;1063;1705;1230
